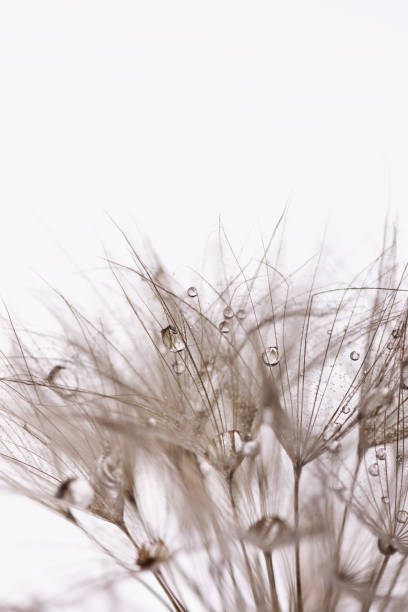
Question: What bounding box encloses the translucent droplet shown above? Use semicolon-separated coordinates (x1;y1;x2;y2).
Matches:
397;510;408;523
242;439;260;457
219;320;230;334
326;440;340;453
381;496;390;504
376;448;387;461
327;329;332;336
210;430;243;471
397;454;403;464
323;423;341;441
96;453;123;491
387;342;393;351
187;286;197;298
350;351;360;361
148;417;157;426
46;364;79;398
262;346;279;367
237;309;246;320
378;535;397;556
223;306;234;319
161;325;185;352
56;477;94;509
368;462;379;477
392;329;401;339
342;406;351;414
172;359;185;375
246;516;289;550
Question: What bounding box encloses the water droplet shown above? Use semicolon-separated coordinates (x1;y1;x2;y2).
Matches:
243;439;260;457
350;351;360;361
381;496;390;504
397;510;408;523
378;535;397;556
198;459;212;476
326;440;341;453
96;452;123;491
56;477;94;509
247;516;289;550
219;321;230;333
342;406;351;414
148;417;157;426
323;423;341;441
327;329;332;336
262;346;279;367
161;325;185;352
172;359;185;375
392;329;401;339
223;306;234;319
46;364;79;398
210;430;243;471
368;462;379;477
387;342;393;350
397;453;403;464
376;448;387;461
237;309;246;320
187;286;197;298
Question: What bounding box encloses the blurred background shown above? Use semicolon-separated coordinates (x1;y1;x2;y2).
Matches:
0;0;408;608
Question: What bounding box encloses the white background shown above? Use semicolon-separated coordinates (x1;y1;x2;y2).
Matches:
1;1;408;609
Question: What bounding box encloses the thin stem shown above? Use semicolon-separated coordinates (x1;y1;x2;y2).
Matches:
227;472;260;608
264;551;281;612
154;569;189;612
379;553;407;612
293;464;303;612
360;556;389;612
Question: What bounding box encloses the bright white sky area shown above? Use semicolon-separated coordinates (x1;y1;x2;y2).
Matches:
0;0;408;609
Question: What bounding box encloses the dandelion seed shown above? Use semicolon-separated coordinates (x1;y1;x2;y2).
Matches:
223;306;234;319
368;463;379;477
350;351;360;361
161;325;185;352
136;540;168;570
187;286;198;298
397;510;408;524
262;346;279;367
218;320;230;333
